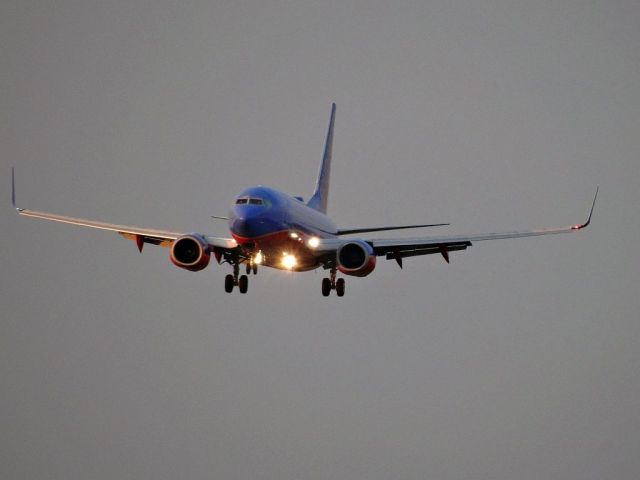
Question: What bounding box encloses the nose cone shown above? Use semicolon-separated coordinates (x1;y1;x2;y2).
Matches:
230;206;282;239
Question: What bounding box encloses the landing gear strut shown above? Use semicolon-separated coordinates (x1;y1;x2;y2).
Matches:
321;268;345;297
225;260;248;294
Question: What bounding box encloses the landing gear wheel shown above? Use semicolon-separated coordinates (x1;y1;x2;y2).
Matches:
335;278;345;297
246;263;251;275
321;278;331;297
224;274;234;293
238;275;248;294
252;264;258;275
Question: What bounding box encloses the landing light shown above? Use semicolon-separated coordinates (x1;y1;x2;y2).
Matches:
254;251;263;265
307;237;320;248
290;232;299;239
281;253;297;270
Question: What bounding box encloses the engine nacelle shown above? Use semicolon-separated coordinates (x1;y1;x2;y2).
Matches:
336;240;377;277
170;234;211;272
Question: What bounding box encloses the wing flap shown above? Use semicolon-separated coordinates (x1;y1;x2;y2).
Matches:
383;242;471;259
118;232;174;248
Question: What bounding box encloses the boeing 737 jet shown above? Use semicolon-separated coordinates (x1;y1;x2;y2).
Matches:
12;104;597;296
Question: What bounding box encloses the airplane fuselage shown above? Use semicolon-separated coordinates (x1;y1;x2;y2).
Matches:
228;186;337;271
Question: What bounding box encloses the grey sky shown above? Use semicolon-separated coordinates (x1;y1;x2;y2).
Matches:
2;1;639;479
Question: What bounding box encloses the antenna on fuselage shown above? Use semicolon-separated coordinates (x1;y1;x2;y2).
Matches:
307;103;336;214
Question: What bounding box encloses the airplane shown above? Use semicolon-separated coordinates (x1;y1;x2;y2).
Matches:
11;104;597;297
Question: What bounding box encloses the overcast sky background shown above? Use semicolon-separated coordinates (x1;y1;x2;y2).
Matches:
2;1;639;479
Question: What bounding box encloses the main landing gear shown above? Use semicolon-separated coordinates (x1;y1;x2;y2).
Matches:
225;261;249;294
322;269;345;297
224;253;260;294
246;262;258;275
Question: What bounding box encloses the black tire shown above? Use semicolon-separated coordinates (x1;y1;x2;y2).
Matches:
336;278;345;297
246;263;251;275
224;274;234;293
252;264;258;275
321;278;331;297
238;275;248;294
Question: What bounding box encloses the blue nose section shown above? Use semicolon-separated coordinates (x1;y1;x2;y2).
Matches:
230;207;282;239
230;217;257;237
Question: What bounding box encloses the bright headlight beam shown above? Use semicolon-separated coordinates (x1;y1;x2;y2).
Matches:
281;254;297;270
307;237;320;248
254;251;263;265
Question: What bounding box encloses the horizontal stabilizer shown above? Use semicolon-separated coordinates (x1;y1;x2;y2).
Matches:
336;223;449;235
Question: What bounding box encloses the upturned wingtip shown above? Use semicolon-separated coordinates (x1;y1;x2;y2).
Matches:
573;186;598;230
11;167;17;210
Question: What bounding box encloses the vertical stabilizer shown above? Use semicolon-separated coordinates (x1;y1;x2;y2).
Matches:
307;103;336;213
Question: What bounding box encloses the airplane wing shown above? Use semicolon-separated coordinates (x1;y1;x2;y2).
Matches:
314;188;598;267
11;168;237;252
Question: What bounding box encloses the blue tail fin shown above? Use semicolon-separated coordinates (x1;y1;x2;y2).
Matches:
307;103;336;213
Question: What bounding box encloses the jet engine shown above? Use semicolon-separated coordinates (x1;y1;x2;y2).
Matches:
336;240;376;277
170;234;211;272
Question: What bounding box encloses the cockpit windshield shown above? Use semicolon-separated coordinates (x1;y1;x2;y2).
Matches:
236;197;269;207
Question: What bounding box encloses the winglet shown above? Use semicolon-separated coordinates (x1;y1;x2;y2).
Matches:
572;186;598;230
11;167;20;211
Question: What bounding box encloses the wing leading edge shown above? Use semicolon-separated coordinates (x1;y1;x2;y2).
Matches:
11;168;237;251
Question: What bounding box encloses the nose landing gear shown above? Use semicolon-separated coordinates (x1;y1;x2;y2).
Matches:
224;261;249;294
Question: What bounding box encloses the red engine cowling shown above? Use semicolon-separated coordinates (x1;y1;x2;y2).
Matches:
337;240;376;277
170;234;211;272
